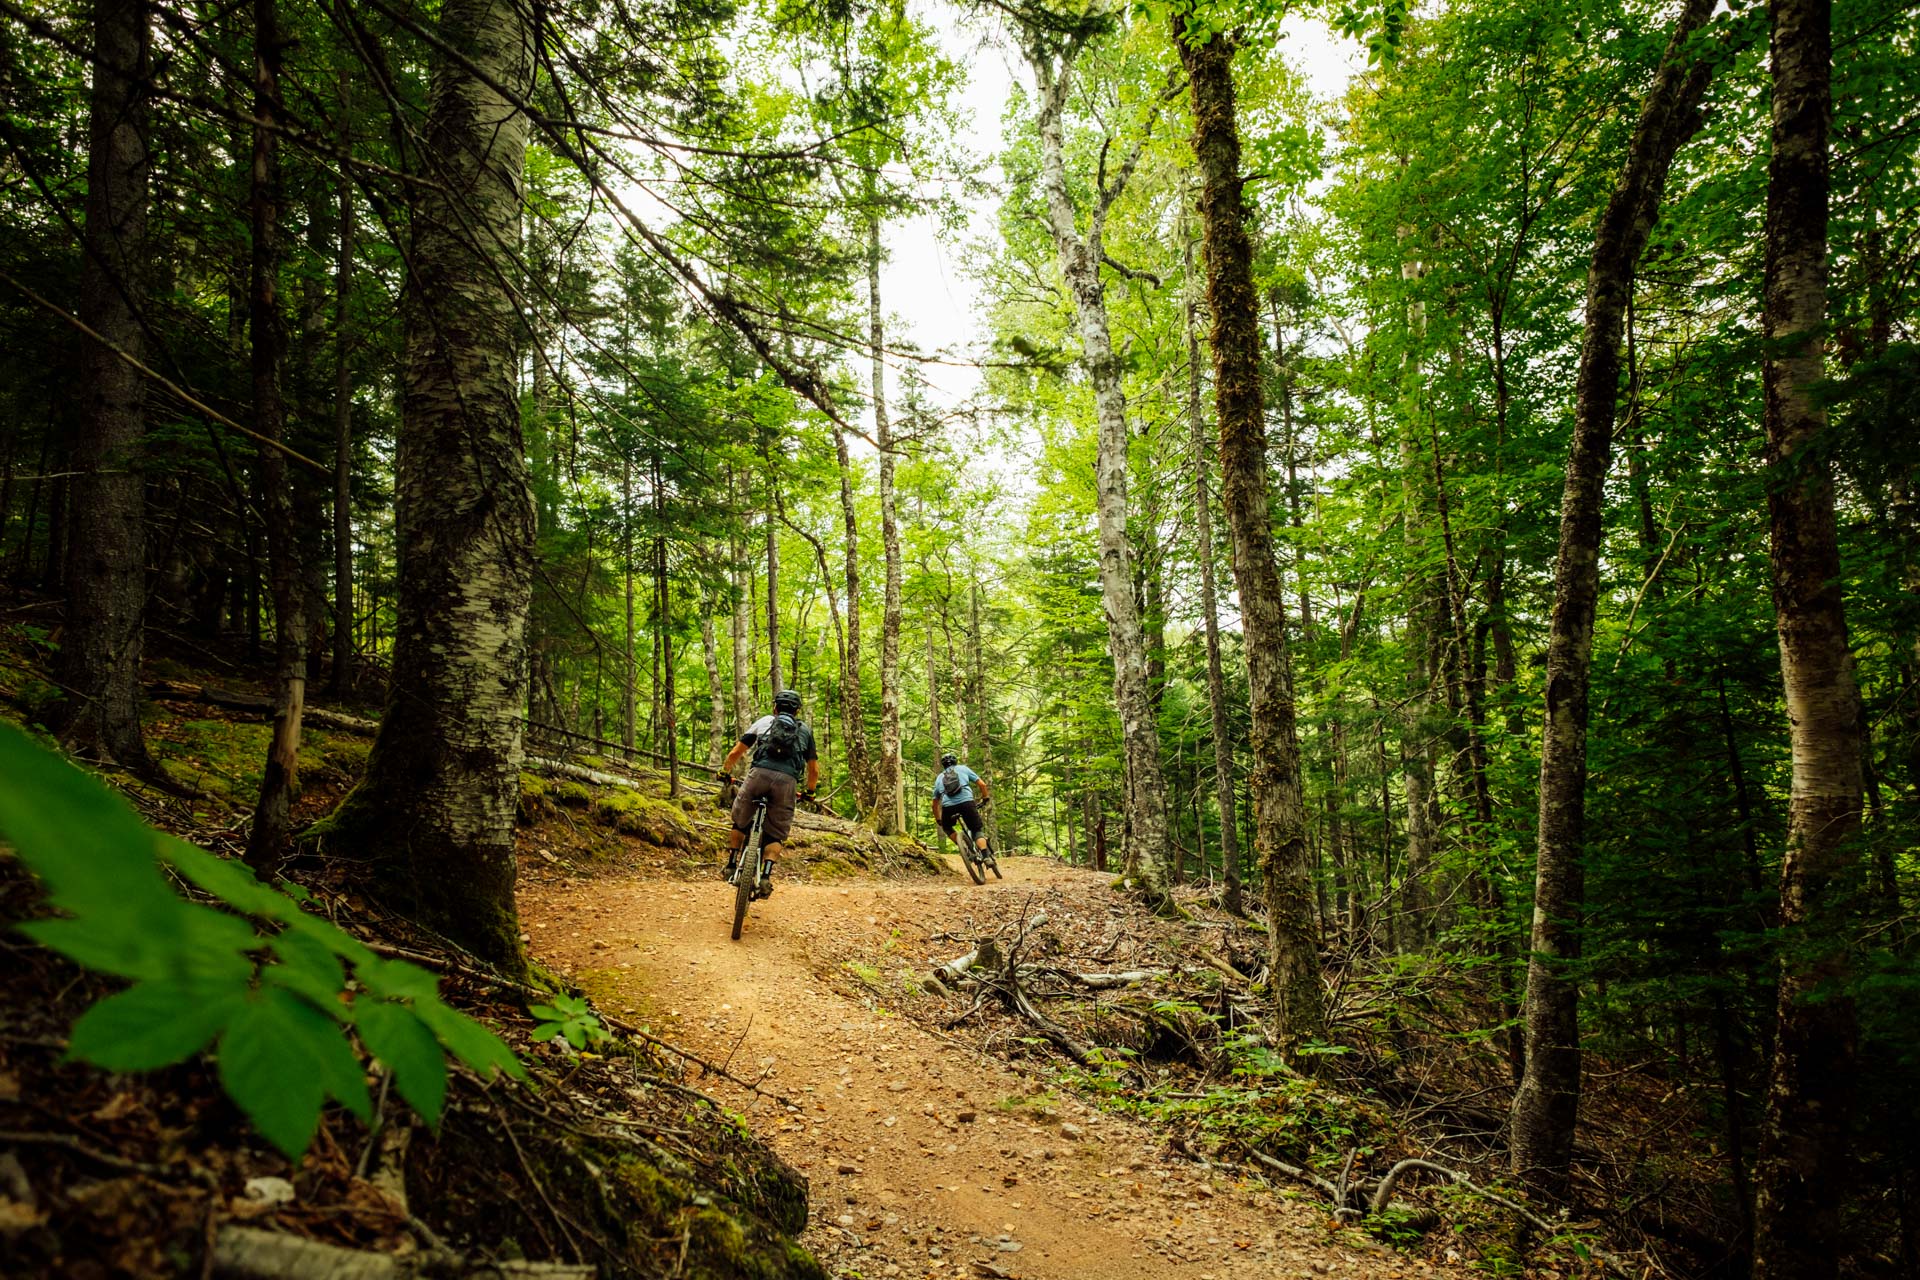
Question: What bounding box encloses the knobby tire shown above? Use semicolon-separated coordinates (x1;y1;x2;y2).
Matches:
732;809;763;941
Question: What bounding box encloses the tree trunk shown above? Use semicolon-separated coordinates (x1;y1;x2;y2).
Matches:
765;504;782;696
327;0;536;974
872;219;906;835
245;0;305;877
1025;35;1172;906
968;571;998;846
1174;16;1321;1040
327;68;356;699
701;578;726;766
1184;211;1243;917
926;621;942;750
833;424;875;811
60;0;155;770
731;525;751;731
1752;0;1863;1272
1511;0;1718;1200
656;458;677;797
622;454;637;750
1392;241;1443;948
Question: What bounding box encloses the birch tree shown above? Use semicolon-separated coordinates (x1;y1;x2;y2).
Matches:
1017;16;1174;905
323;0;537;972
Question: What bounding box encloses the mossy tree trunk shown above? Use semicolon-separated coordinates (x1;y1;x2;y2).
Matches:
833;423;876;813
327;69;356;700
1174;12;1321;1044
61;0;156;771
1182;206;1242;917
1752;0;1863;1272
245;0;306;877
1511;0;1718;1201
331;0;536;973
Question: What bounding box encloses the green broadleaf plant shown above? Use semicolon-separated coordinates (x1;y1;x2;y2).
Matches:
0;723;524;1161
528;993;611;1051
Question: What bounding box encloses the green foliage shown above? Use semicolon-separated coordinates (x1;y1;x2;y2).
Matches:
529;993;613;1051
0;723;523;1161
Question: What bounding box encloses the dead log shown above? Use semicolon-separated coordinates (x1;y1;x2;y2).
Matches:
150;680;379;736
212;1226;594;1278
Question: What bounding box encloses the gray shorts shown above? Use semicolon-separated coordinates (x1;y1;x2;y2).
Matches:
731;767;797;846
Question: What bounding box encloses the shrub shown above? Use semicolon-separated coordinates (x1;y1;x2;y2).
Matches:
0;723;524;1161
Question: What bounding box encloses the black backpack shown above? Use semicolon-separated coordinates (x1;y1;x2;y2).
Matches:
758;712;803;766
941;765;965;797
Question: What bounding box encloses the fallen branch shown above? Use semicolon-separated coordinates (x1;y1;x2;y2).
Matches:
149;680;380;736
1368;1158;1549;1228
1005;980;1100;1068
929;946;981;987
1065;969;1165;989
1246;1148;1343;1201
212;1225;594;1278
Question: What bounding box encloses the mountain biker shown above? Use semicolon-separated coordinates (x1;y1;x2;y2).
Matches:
931;752;991;861
719;688;818;899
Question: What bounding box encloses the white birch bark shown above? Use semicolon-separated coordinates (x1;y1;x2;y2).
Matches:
336;0;536;971
1024;36;1172;904
871;219;906;835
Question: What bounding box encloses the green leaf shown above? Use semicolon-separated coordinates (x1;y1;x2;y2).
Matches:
18;916;176;981
218;991;330;1160
0;723;170;914
279;910;377;971
67;978;247;1071
159;837;291;920
20;901;255;984
356;956;440;1002
291;1008;374;1125
267;927;348;1013
411;996;525;1081
354;1001;448;1128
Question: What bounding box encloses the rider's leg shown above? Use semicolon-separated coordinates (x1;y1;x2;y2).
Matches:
962;804;987;852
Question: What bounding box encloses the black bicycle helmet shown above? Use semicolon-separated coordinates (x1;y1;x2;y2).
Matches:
773;689;802;714
940;752;958;767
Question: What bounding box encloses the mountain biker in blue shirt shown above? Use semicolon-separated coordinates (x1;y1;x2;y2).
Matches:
931;752;991;860
719;688;817;899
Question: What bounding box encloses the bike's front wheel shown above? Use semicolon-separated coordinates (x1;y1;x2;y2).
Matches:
732;820;762;940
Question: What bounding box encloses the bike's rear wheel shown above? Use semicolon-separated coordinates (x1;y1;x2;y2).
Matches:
962;840;986;885
988;851;1003;879
732;819;762;940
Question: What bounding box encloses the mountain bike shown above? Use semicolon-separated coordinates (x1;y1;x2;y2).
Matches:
947;804;1001;884
727;792;772;940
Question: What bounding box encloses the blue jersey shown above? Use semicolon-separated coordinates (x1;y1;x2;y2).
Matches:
932;764;981;806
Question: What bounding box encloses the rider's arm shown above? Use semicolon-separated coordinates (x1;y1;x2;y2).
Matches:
721;739;749;775
975;774;990;800
805;758;820;792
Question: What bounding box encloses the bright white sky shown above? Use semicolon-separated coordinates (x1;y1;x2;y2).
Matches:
874;9;1368;415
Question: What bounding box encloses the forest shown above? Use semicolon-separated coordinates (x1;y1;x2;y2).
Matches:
0;0;1916;1275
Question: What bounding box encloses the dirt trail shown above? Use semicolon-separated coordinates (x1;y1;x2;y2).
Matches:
521;858;1446;1280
